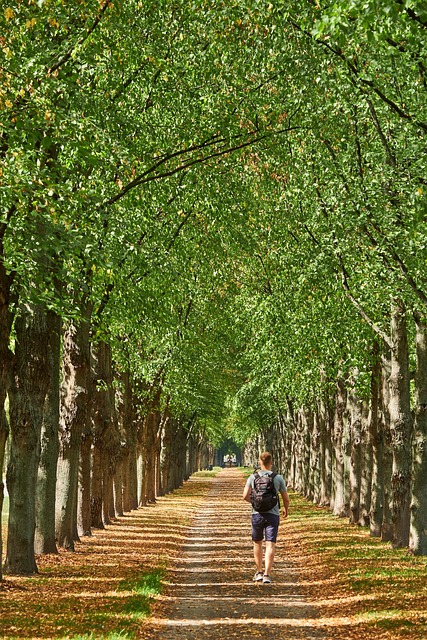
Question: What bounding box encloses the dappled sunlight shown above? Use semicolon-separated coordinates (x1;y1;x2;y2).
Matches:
2;469;426;639
139;469;323;639
0;476;215;639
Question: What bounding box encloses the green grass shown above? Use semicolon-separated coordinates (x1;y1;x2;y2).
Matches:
1;567;165;640
287;491;427;638
192;466;222;477
237;466;254;478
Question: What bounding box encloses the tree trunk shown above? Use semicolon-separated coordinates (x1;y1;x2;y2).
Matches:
119;371;137;512
161;414;173;495
90;340;120;525
332;377;348;517
369;341;383;537
0;372;9;581
35;310;61;554
90;445;104;529
5;304;50;574
358;401;371;527
157;407;170;497
170;420;187;490
285;399;297;487
0;383;8;483
102;454;114;525
409;312;427;555
56;313;92;551
380;356;394;542
124;444;138;512
389;301;412;548
294;411;304;492
348;374;362;525
302;409;313;500
145;412;157;503
319;397;333;506
309;409;320;503
77;434;92;536
113;461;124;516
0;244;13;580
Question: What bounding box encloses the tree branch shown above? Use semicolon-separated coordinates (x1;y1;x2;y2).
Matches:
105;126;299;206
339;258;393;349
48;0;111;75
289;18;427;132
166;207;194;252
394;0;427;27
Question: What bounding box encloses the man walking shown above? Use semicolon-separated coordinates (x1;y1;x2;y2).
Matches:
243;451;289;584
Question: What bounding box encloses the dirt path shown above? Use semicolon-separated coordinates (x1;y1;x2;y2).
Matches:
142;468;324;639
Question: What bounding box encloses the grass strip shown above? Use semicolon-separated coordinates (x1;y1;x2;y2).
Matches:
285;491;427;640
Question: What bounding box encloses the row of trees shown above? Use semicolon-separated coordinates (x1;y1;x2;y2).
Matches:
247;321;426;553
1;0;427;579
0;0;257;576
232;0;427;555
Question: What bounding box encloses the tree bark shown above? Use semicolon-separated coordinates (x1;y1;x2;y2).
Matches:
302;408;313;500
369;341;383;537
0;238;13;580
348;373;362;525
409;312;427;555
388;301;412;548
113;461;124;516
102;454;114;524
0;370;9;581
90;340;120;525
318;396;332;506
4;304;50;574
77;433;92;536
144;412;158;503
380;356;394;542
35;310;61;554
310;409;321;504
358;401;371;527
157;406;170;497
90;445;104;529
332;377;348;517
161;413;173;495
56;312;92;551
120;371;137;512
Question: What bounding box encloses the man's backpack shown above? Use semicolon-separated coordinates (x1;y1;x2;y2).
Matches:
251;472;278;512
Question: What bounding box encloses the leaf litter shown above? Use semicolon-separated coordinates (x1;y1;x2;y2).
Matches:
0;468;426;639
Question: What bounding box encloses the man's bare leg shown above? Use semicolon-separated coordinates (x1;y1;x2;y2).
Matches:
253;540;263;572
264;541;276;575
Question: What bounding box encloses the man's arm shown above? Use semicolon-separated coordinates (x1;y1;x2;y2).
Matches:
281;490;289;518
243;483;252;503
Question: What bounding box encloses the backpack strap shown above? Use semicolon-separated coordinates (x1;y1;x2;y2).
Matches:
271;472;280;506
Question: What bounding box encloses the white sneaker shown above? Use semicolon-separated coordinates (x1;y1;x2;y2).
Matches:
263;574;272;584
253;571;263;582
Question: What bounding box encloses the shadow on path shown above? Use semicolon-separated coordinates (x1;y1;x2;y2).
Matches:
142;468;324;639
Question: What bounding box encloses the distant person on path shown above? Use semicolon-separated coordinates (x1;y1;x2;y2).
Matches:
243;451;289;584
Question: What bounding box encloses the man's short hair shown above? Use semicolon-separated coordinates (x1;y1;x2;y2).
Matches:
259;451;272;466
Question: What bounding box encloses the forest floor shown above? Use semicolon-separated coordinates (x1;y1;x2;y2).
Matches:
0;467;426;640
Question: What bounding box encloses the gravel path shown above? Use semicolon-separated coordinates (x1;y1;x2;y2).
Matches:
142;468;324;639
